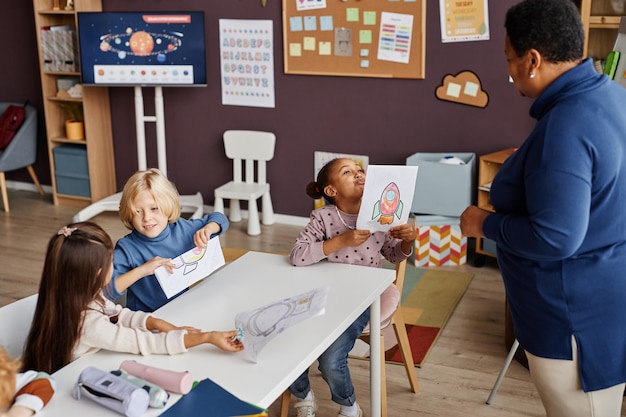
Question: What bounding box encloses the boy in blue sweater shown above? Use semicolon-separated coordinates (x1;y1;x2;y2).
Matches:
104;168;229;312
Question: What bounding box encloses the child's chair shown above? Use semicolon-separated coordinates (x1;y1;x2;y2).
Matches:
0;294;38;358
0;102;44;212
213;130;276;236
278;260;419;417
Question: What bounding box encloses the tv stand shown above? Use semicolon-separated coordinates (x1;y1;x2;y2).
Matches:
73;86;203;222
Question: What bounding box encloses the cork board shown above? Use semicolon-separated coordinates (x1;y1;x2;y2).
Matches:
282;0;425;79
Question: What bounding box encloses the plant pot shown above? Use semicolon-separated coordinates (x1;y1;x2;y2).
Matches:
65;120;84;141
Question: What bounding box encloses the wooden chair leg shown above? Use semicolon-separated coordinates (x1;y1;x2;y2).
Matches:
0;172;8;212
392;314;419;393
26;165;44;196
280;389;291;417
380;334;388;417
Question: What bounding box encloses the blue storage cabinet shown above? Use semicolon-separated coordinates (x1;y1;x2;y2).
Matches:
52;145;91;198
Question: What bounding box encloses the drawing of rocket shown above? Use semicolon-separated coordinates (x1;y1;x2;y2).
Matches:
372;182;403;225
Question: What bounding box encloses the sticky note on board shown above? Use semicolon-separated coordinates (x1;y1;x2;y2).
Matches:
363;11;376;25
320;16;333;31
290;16;303;31
304;16;317;31
319;41;332;55
347;8;359;22
290;43;302;56
360;30;372;44
304;37;316;51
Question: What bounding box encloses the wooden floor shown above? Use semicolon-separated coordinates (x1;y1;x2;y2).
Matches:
2;189;622;416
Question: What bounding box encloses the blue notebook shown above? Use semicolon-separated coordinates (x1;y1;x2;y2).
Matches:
159;378;267;417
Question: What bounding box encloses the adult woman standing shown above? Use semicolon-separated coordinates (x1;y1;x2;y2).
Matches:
460;0;626;416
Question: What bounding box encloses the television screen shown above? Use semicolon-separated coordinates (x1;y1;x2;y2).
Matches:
77;11;207;86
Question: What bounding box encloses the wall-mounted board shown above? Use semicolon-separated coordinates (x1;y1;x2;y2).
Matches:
283;0;425;79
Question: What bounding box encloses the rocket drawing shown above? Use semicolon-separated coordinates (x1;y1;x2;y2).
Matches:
372;182;403;225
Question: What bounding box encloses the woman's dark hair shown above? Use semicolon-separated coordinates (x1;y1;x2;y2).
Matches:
21;221;113;374
505;0;584;63
305;158;345;204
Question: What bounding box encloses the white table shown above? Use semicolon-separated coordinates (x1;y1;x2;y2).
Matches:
41;252;394;417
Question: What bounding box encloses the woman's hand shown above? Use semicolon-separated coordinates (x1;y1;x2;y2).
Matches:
460;206;491;238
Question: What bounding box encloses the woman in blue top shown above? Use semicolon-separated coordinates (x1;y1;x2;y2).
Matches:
104;168;229;312
461;1;626;416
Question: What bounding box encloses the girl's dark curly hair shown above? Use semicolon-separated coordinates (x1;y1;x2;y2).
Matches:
505;0;584;63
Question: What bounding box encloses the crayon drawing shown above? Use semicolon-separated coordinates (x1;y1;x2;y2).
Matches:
356;165;418;232
155;237;226;298
234;286;329;362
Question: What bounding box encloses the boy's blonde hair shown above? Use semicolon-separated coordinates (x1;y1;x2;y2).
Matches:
118;168;182;230
0;347;19;408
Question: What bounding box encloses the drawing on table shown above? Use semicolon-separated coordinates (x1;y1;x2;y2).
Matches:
155;236;225;298
234;286;330;362
357;165;418;232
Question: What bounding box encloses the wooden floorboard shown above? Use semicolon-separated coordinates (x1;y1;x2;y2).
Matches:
2;189;623;416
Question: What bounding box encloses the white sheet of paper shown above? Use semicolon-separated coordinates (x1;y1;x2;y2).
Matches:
234;286;330;362
356;165;419;232
155;237;225;299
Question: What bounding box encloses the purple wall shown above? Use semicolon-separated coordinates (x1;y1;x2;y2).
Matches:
7;0;535;218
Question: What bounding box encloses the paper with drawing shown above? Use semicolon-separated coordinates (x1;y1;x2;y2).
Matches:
356;165;419;232
155;237;225;298
234;286;330;362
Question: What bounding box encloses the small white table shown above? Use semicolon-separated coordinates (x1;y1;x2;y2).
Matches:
41;252;394;417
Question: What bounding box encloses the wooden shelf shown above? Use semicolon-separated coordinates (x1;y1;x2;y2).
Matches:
475;148;516;258
580;0;625;61
33;0;116;207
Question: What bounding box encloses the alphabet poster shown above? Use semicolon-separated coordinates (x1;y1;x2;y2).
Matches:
219;19;275;108
356;165;418;232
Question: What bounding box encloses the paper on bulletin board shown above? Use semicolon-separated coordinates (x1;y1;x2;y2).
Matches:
440;0;490;43
219;19;275;108
155;237;225;299
356;165;418;232
377;12;414;64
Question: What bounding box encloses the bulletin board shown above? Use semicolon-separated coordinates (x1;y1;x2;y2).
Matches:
282;0;425;79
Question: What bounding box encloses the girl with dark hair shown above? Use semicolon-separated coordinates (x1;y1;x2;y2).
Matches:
21;222;242;375
287;158;415;417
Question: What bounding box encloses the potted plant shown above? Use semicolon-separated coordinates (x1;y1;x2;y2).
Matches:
59;102;84;140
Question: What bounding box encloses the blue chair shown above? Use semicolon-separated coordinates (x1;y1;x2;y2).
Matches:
0;102;44;212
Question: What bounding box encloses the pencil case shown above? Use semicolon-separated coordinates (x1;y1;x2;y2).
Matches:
72;366;150;417
110;369;170;408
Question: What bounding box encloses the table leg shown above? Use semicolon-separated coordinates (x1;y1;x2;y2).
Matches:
370;296;381;417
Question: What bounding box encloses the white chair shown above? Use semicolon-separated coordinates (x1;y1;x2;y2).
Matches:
0;294;38;359
213;130;276;236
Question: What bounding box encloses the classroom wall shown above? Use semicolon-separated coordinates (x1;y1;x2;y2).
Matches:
5;0;535;218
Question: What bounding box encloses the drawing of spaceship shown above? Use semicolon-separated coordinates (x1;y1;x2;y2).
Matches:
172;246;206;275
372;182;403;225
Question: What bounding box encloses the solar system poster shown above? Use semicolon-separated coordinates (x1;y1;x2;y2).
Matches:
77;12;207;86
